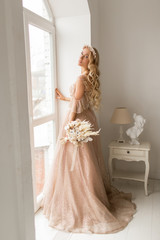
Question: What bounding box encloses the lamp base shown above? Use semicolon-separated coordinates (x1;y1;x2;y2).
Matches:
117;139;125;143
117;125;125;143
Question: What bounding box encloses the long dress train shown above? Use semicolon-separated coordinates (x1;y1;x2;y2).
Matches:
41;78;136;234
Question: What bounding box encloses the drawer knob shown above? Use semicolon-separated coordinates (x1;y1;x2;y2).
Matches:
127;150;130;154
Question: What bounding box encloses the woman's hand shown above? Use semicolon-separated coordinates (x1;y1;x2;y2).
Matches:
55;88;65;100
55;88;71;101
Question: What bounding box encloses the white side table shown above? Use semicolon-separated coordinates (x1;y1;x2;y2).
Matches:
108;141;151;195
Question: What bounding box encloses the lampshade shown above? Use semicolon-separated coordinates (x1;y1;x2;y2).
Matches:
111;107;132;124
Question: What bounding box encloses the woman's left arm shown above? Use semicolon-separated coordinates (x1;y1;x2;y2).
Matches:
68;76;85;122
68;112;77;122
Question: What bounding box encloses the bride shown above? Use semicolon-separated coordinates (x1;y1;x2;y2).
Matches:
41;45;136;234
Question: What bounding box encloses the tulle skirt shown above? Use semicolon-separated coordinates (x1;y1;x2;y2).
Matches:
41;107;136;234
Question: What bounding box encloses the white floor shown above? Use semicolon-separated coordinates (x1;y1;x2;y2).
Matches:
35;179;160;240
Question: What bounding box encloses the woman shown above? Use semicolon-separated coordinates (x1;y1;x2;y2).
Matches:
41;45;136;234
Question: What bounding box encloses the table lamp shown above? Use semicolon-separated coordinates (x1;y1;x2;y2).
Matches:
110;107;132;143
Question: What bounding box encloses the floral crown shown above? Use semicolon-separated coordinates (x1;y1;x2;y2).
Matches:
83;45;96;59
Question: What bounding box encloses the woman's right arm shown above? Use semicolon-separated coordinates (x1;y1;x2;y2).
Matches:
55;88;71;101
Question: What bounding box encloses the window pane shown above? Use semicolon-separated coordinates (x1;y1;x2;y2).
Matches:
23;0;51;21
34;121;56;197
29;24;55;119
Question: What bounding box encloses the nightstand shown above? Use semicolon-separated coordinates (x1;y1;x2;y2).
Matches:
108;141;151;195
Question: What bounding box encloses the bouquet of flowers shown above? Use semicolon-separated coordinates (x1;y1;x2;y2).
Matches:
60;119;101;171
60;119;100;145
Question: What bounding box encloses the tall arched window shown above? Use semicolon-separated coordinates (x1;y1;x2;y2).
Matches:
23;0;58;213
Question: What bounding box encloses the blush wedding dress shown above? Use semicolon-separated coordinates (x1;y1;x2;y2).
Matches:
41;77;136;234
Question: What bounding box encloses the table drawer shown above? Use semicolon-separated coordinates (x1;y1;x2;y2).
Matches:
112;148;145;157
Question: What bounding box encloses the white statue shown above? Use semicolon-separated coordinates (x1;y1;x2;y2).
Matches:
126;113;146;145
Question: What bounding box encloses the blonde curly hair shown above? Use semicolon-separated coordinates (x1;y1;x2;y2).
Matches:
82;45;101;111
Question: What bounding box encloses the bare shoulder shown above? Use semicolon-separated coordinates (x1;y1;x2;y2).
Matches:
74;75;85;100
75;75;85;87
76;74;88;85
79;74;88;81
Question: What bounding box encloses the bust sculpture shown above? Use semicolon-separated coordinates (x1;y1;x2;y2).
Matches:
126;113;146;145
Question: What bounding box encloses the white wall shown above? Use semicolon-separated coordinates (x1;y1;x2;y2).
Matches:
98;0;160;179
0;0;35;239
55;14;91;127
50;0;89;18
88;0;100;48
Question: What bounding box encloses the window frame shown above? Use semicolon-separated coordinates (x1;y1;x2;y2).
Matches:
23;5;58;213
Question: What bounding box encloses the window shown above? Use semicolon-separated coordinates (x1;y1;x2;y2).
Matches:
23;0;52;21
23;0;58;213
